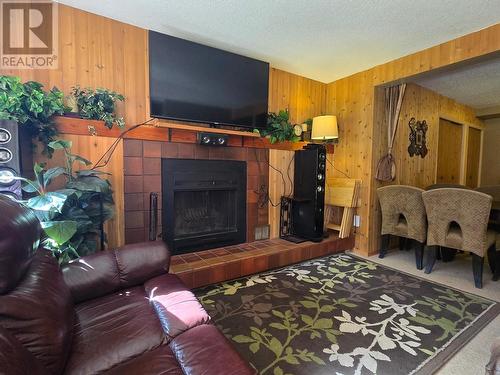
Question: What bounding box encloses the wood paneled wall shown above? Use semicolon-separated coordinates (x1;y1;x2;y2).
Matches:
3;3;499;253
326;23;500;255
390;83;483;189
1;5;149;248
481;118;500;185
267;68;327;238
1;4;328;245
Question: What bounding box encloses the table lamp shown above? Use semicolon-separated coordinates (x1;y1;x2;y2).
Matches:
311;115;338;142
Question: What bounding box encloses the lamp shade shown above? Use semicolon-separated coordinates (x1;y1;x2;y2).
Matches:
311;115;338;140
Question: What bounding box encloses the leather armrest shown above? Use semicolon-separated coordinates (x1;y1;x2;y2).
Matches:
0;325;49;375
61;241;170;303
170;324;256;375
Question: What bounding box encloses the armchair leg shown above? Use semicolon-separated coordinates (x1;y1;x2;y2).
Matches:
487;245;499;282
487;245;496;274
424;246;437;274
441;247;456;262
379;234;390;259
472;254;484;289
415;241;424;270
399;236;408;251
406;238;413;250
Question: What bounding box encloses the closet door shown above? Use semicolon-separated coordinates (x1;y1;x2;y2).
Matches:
436;118;463;184
465;127;482;188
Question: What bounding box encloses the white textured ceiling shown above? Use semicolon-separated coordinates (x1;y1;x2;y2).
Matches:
413;57;500;109
56;0;500;83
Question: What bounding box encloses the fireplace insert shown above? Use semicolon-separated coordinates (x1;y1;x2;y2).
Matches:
162;159;246;254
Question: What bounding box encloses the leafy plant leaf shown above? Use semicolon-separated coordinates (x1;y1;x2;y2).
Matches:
41;220;77;245
48;139;72;150
26;191;68;213
43;167;65;187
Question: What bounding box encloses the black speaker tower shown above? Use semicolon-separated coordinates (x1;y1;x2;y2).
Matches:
0;120;33;199
290;143;326;242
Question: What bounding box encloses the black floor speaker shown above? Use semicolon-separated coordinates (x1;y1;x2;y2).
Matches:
291;144;326;242
0;120;33;200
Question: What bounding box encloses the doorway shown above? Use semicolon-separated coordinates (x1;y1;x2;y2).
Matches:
436;118;463;184
465;127;482;188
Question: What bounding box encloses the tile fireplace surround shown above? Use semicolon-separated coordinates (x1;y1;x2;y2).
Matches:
123;139;269;246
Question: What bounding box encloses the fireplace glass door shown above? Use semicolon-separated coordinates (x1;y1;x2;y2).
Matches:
174;189;237;239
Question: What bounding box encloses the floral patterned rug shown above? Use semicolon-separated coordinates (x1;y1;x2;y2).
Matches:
195;254;499;375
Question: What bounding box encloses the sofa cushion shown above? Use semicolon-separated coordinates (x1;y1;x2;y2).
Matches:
0;325;48;375
170;324;256;375
0;250;74;375
144;274;210;340
62;241;170;303
64;286;167;374
104;345;184;375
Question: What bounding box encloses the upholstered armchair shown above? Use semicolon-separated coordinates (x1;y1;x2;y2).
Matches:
475;185;500;200
486;337;500;375
425;183;468;190
475;185;500;281
377;185;427;269
422;188;497;288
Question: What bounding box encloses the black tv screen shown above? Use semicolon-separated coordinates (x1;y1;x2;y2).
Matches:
149;31;269;129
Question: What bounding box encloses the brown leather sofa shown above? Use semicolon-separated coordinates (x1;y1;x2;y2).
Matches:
0;196;255;374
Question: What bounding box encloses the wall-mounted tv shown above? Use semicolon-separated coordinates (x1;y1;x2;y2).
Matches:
149;31;269;129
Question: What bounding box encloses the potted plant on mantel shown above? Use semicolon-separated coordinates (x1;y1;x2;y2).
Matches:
0;75;69;157
65;86;125;129
258;109;302;144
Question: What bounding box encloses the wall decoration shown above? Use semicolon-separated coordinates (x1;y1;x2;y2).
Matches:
408;117;428;158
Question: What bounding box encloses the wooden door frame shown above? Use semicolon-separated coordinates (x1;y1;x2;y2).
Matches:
436;116;484;186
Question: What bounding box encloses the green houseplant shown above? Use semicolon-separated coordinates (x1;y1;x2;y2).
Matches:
70;86;125;129
0;75;69;156
18;140;114;264
259;109;301;144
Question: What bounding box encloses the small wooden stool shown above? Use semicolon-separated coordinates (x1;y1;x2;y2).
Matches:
324;178;361;239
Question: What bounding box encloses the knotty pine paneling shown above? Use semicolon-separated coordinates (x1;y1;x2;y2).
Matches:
325;70;375;252
267;68;327;238
328;23;500;256
465;127;482;188
0;5;329;246
436;119;463;184
0;5;148;248
3;3;498;255
391;84;483;189
329;71;487;256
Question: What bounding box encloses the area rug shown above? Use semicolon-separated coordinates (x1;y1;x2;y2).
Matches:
195;254;499;375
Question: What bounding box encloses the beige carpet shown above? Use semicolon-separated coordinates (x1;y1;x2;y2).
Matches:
352;249;500;375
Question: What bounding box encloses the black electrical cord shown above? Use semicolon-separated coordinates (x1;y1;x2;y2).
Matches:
326;156;350;179
286;153;295;197
255;184;280;208
92;118;156;170
263;151;289;195
251;149;293;209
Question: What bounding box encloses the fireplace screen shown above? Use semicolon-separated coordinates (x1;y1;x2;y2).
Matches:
174;190;237;239
162;158;246;254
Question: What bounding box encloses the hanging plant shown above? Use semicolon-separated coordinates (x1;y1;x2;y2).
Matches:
0;75;69;157
70;86;125;129
258;109;301;144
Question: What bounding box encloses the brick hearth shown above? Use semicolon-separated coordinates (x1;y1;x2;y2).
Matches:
123;139;269;245
170;233;355;289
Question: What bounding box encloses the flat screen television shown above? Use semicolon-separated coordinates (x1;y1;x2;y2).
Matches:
149;31;269;129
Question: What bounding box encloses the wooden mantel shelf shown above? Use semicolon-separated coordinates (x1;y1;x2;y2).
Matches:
54;116;334;153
